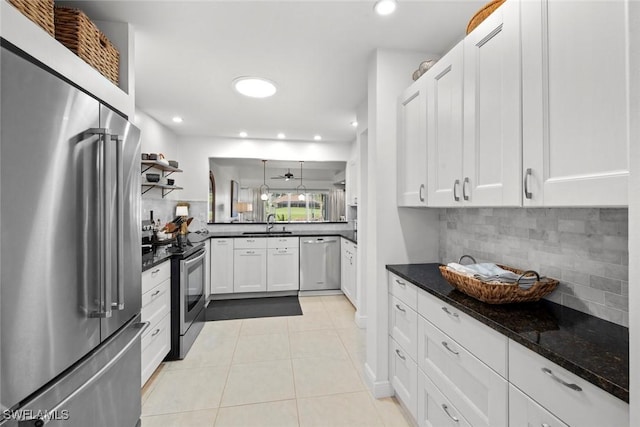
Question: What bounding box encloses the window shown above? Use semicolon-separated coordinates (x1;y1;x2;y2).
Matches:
264;191;327;222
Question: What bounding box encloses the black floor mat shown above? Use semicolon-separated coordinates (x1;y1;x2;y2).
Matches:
205;296;303;321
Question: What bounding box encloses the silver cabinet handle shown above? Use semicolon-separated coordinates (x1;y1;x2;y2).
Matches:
453;179;460;201
395;349;406;361
441;404;459;423
395;279;406;287
524;168;533;199
419;183;425;202
151;290;161;297
442;341;459;355
395;304;406;313
151;328;161;337
441;306;459;318
113;134;125;311
541;424;551;427
463;177;470;201
541;367;582;391
151;268;160;275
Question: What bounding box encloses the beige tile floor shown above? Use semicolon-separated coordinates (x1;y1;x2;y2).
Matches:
141;294;413;427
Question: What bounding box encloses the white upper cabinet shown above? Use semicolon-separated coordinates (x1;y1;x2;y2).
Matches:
521;0;629;206
397;77;428;207
426;41;464;207
463;0;521;206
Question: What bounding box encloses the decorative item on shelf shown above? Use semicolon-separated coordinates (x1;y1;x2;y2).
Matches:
259;160;270;201
157;153;169;165
7;0;54;36
412;59;437;81
148;153;158;160
439;255;559;304
166;178;175;186
168;160;179;168
466;0;506;34
54;6;120;85
296;161;307;201
146;173;160;183
141;153;149;160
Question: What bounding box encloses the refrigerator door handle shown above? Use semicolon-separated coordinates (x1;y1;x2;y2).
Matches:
86;128;113;319
111;134;125;310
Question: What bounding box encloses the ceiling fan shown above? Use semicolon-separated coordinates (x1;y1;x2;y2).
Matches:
270;168;301;180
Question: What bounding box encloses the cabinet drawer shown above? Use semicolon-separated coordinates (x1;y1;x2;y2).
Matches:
508;340;628;427
389;296;417;361
388;272;417;310
141;260;170;294
417;316;507;427
389;337;417;421
509;385;568;427
234;237;267;249
212;238;234;247
418;370;472;427
267;237;299;248
141;313;170;386
417;289;507;376
141;278;170;327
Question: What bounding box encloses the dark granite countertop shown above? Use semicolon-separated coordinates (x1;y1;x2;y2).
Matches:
386;263;629;403
193;229;357;244
142;237;206;272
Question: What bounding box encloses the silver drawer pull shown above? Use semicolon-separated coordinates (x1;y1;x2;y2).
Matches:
541;424;551;427
441;306;459;318
441;404;459;423
151;290;161;297
395;349;406;361
151;328;161;337
151;268;160;275
541;367;582;392
395;304;406;313
442;341;459;355
395;279;406;287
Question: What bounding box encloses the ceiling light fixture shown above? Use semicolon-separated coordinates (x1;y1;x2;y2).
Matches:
277;133;286;139
239;131;248;138
296;161;307;201
313;135;322;141
374;0;397;16
350;120;358;128
260;160;270;201
233;76;277;98
172;116;183;123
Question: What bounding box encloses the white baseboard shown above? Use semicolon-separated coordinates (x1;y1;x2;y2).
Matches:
355;312;367;329
364;362;394;398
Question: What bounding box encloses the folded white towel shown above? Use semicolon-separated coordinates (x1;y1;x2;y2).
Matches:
447;262;541;289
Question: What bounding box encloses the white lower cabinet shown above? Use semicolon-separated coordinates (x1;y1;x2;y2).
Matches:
210;238;234;294
418;370;472;427
389;296;417;361
267;247;299;291
341;238;357;307
233;248;267;292
509;340;628;427
389;337;418;421
141;260;171;386
417;317;507;427
509;385;568;427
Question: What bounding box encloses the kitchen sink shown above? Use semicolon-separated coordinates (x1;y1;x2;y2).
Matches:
242;231;293;236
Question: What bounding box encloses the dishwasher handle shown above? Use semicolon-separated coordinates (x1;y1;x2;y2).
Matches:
302;239;338;244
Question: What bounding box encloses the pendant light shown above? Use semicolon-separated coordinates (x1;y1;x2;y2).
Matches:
296;161;307;201
259;160;270;201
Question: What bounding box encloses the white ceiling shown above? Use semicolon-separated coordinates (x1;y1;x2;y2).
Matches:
59;0;484;143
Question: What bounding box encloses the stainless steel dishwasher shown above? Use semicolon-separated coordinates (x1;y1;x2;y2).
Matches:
300;237;341;291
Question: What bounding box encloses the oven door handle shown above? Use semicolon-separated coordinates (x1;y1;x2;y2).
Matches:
183;249;206;268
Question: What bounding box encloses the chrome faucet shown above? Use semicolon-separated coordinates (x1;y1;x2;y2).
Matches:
266;213;276;232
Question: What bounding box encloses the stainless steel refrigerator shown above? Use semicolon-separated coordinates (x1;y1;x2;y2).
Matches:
0;42;146;426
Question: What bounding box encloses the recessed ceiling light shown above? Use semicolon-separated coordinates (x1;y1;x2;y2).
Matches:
277;133;286;139
233;77;277;98
239;131;248;138
351;121;358;128
314;135;322;141
374;0;397;15
172;116;183;123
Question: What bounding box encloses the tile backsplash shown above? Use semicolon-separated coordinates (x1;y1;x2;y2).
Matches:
439;208;629;326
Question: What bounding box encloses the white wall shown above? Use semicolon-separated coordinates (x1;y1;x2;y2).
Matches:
628;0;639;422
177;137;352;201
363;49;441;398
